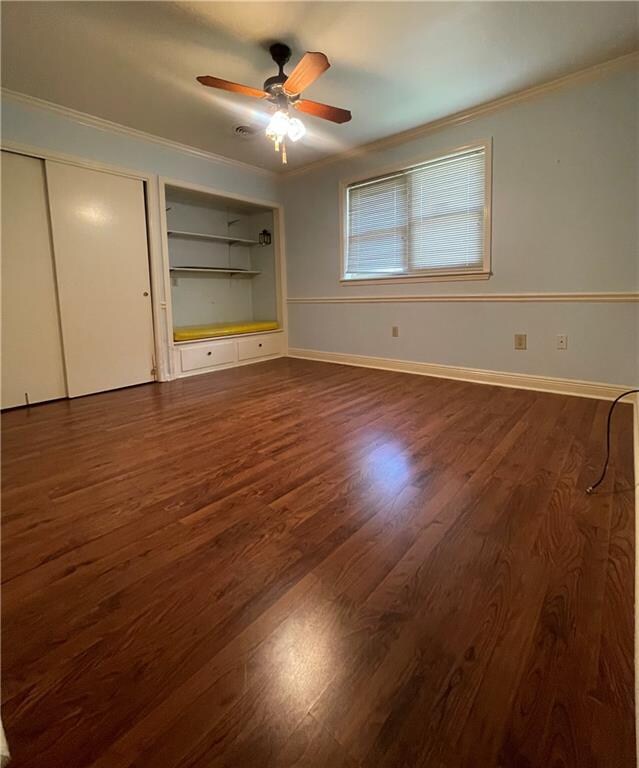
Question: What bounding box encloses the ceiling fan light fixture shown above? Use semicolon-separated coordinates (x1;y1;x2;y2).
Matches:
265;109;290;141
265;110;306;162
265;110;305;142
198;44;350;164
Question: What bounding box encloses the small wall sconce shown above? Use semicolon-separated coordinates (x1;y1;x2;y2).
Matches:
259;229;272;246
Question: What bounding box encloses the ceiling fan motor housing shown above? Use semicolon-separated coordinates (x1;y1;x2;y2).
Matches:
264;42;292;98
269;42;291;69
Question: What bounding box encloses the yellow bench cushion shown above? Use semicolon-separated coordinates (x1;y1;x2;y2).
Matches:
174;320;279;342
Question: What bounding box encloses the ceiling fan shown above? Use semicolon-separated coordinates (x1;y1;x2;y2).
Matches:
197;43;351;164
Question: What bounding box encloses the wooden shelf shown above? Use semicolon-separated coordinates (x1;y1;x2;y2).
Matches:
167;230;259;247
169;266;261;277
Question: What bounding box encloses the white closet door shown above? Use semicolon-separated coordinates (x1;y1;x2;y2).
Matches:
45;162;155;397
1;152;67;409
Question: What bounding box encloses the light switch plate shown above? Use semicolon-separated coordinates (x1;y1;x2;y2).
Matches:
556;334;568;350
514;333;527;350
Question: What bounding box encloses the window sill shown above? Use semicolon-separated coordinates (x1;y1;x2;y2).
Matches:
340;271;492;287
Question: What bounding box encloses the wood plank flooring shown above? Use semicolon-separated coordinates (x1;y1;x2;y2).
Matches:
1;358;635;768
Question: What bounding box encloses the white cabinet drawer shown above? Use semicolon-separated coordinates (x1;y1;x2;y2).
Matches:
180;341;236;372
237;333;282;361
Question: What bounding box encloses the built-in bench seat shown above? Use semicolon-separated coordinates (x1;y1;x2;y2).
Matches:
173;320;279;342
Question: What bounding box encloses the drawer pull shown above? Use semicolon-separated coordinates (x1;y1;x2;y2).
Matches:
207;351;212;356
258;343;262;348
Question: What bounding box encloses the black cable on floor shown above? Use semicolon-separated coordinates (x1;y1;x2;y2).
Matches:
586;388;639;494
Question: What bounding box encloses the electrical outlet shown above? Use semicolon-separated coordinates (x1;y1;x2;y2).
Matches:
514;333;527;350
392;326;399;338
556;334;568;350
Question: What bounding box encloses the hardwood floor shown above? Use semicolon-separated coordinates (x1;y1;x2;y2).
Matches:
1;358;635;768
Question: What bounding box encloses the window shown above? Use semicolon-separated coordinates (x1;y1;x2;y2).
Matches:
342;142;491;283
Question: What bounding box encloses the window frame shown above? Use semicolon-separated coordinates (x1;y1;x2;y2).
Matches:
339;139;493;285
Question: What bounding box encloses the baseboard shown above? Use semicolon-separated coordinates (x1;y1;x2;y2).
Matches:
287;347;635;401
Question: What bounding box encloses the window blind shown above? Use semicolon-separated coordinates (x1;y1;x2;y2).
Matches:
346;173;408;274
345;145;487;279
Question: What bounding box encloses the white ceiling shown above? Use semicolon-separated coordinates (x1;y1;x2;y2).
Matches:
2;2;637;173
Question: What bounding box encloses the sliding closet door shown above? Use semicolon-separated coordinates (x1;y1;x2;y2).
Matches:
1;152;67;408
45;162;155;397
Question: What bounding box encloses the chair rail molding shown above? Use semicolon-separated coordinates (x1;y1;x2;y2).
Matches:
287;292;639;304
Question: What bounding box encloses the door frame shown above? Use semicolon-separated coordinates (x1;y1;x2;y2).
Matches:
0;140;171;381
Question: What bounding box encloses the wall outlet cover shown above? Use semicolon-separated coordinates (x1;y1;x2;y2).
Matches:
514;333;527;350
392;326;399;338
556;334;568;350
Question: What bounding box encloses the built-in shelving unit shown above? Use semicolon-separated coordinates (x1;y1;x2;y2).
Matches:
167;230;259;247
169;266;261;277
161;182;286;376
164;183;281;367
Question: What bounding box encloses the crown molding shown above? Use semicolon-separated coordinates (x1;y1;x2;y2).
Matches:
283;50;639;179
287;348;635;401
3;50;637;181
287;292;639;304
0;88;276;178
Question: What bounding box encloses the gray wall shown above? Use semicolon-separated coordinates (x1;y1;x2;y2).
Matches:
3;72;638;386
283;68;639;386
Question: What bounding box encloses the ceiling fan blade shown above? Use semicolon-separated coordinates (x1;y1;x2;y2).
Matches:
197;76;266;99
295;99;352;124
283;52;330;96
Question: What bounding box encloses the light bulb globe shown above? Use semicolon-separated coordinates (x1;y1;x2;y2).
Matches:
266;110;290;140
287;117;306;142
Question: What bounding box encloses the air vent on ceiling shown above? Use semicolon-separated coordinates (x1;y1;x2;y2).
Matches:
232;124;259;140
